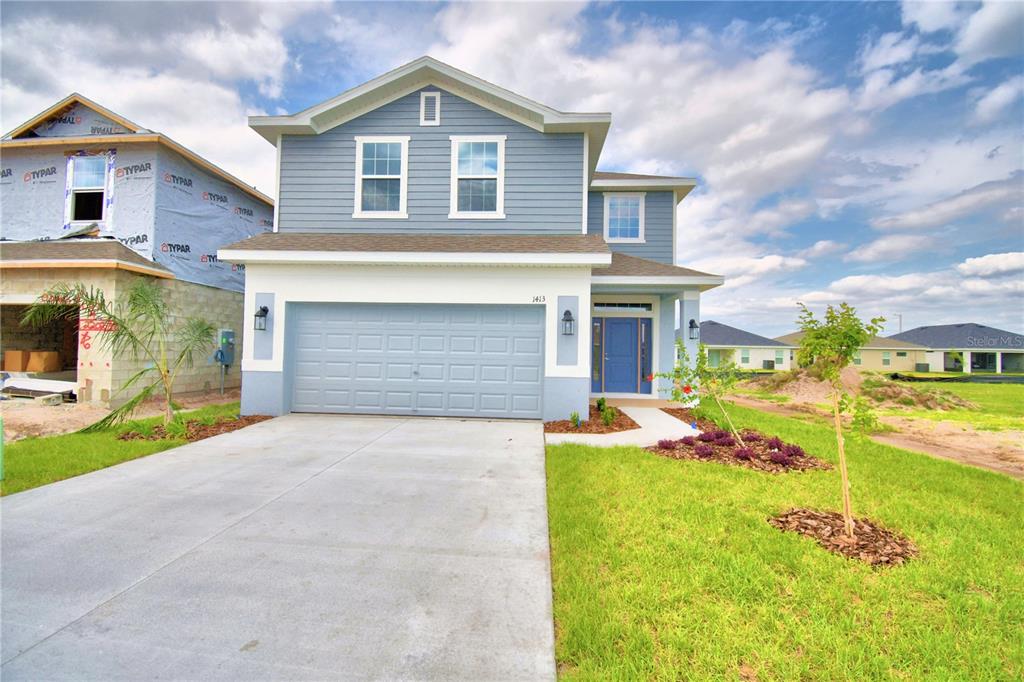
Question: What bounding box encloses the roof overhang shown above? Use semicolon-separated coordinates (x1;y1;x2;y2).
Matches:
591;177;697;202
0;258;174;279
3;93;145;140
591;275;724;293
217;249;612;268
249;56;611;178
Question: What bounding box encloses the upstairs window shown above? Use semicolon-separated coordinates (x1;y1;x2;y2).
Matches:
449;135;505;219
420;92;441;126
71;155;107;222
353;136;409;219
603;192;645;242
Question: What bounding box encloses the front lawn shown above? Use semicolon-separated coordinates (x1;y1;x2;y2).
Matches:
1;402;242;496
881;381;1024;431
547;401;1024;680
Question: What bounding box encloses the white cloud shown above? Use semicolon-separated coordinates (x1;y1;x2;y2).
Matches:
858;31;921;73
844;234;931;263
872;177;1021;230
856;63;969;112
972;76;1024;125
179;23;289;98
956;0;1024;66
956;252;1024;277
689;253;808;288
797;240;846;258
901;1;966;33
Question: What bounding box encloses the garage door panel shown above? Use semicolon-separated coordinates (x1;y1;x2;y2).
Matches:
290;303;543;418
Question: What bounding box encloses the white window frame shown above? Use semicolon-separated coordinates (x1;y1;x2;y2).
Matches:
449;135;505;220
353;135;409;219
69;153;109;225
603;192;645;243
741;348;750;364
420;91;441;126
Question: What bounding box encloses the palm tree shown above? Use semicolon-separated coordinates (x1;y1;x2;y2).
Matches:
22;279;215;430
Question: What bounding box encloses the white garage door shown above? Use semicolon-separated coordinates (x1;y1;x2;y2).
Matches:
289;303;545;418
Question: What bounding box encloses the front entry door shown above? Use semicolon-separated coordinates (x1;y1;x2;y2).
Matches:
604;318;639;392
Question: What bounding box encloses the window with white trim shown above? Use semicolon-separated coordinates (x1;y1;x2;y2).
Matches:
420;91;440;126
603;192;645;242
71;155;107;222
775;350;784;365
882;351;891;367
353;135;409;218
449;135;505;218
741;349;750;364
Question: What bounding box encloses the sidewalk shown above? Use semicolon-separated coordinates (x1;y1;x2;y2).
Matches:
545;406;700;447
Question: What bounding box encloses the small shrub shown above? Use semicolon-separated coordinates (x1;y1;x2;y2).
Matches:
680;435;697;446
715;435;736;447
769;450;791;466
657;438;678;449
733;446;754;460
898;396;916;406
569;411;581;428
782;444;805;458
694;444;714;458
766;436;784;450
601;406;616;426
164;419;188;439
712;429;730;439
698;431;718;442
596;397;607;412
743;432;762;442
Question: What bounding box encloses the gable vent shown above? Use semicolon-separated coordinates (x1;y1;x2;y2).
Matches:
420;91;440;126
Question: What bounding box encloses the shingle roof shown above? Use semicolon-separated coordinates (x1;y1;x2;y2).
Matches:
0;238;170;272
775;331;925;350
701;320;787;347
888;323;1024;350
593;171;692;181
221;231;611;254
593;252;719;278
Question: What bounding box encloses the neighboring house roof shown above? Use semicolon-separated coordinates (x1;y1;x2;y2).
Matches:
590;170;697;200
1;93;273;206
0;238;173;279
590;253;723;291
700;320;787;348
888;323;1024;350
219;232;612;266
775;331;925;350
248;56;611;178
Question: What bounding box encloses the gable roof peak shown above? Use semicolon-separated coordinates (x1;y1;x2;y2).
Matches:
4;92;145;140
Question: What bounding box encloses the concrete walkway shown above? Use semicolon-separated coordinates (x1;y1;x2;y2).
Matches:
545;406;700;447
1;415;555;681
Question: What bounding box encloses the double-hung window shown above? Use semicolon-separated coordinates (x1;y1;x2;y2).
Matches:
603;192;645;242
353;136;409;219
449;135;505;219
740;349;750;364
882;351;891;367
775;350;785;366
70;154;108;222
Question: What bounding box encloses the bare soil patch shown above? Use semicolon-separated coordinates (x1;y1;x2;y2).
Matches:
654;409;831;473
545;404;639;434
770;508;918;566
118;414;271;443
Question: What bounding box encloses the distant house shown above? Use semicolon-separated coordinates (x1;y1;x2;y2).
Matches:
700;320;793;370
888;323;1024;374
775;332;926;372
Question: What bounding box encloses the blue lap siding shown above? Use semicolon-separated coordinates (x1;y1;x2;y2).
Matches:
587;190;675;264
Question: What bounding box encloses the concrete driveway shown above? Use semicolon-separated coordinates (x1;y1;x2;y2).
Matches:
1;415;554;680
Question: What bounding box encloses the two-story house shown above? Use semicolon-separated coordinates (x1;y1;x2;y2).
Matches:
221;57;723;420
0;94;274;405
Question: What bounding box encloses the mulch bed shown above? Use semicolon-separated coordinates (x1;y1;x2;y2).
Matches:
650;408;831;473
118;415;272;443
545;404;640;434
770;508;918;566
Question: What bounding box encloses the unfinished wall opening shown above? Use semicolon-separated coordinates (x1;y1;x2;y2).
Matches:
971;352;997;372
1002;353;1024;373
0;304;79;381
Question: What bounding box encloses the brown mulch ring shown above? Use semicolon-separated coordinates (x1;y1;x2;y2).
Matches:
544;404;640;434
770;508;918;566
650;409;831;473
118;415;272;443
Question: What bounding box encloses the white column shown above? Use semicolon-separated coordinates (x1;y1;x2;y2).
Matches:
996;351;1003;374
963;350;971;374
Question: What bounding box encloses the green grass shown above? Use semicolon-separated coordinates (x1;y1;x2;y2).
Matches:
736;388;792;404
547;401;1024;680
1;402;241;496
880;382;1024;431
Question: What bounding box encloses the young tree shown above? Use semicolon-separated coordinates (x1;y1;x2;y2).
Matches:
22;279;215;429
796;302;884;537
659;339;746;446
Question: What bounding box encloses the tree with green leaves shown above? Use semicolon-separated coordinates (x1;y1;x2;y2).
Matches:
659;339;746;446
796;302;884;538
22;279;215;430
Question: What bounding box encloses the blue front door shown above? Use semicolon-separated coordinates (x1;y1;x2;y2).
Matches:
604;318;639;392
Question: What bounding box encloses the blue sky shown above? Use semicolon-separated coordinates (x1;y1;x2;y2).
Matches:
3;1;1022;336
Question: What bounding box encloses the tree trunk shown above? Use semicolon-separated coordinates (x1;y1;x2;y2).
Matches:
162;373;174;425
832;389;854;537
713;393;746;448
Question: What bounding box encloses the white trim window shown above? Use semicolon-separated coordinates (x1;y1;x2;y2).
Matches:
69;154;109;223
353;135;409;219
449;135;505;219
420;91;441;126
603;192;645;242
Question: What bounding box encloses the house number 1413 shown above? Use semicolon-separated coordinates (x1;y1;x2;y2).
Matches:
532;295;546;303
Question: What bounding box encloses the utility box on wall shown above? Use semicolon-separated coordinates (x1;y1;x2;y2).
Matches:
217;329;235;366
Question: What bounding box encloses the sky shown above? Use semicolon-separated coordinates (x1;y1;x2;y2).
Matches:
2;0;1022;337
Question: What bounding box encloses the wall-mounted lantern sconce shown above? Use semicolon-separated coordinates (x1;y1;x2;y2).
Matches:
561;309;576;336
254;305;269;331
688;318;699;340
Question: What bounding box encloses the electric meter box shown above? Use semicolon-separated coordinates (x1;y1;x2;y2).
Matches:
217;329;236;366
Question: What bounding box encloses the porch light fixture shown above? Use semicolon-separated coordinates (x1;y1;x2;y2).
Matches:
688;318;699;340
561;309;576;336
254;305;269;331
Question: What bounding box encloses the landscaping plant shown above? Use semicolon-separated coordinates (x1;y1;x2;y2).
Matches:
569;411;582;429
23;279;216;429
795;302;883;537
659;340;747;446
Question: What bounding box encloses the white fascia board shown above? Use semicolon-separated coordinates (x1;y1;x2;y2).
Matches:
591;178;697;201
591;275;725;292
217;249;612;267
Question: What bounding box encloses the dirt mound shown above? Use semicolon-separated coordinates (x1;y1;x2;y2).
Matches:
770;508;917;566
860;375;974;410
755;366;862;404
